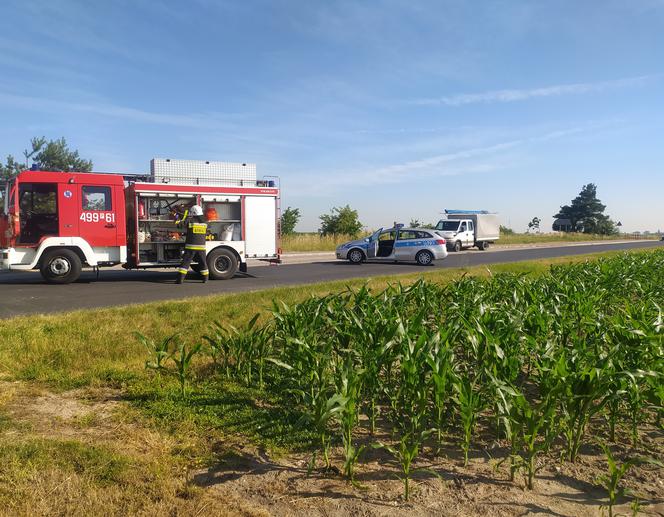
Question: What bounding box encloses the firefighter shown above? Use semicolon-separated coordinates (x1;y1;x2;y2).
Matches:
175;204;209;284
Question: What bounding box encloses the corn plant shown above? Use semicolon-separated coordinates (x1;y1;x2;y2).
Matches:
304;392;345;473
272;330;340;471
598;443;663;517
646;380;664;430
351;291;401;435
379;428;433;502
137;332;175;374
383;331;435;501
249;323;275;391
453;373;482;467
425;334;454;450
493;378;561;489
623;370;659;446
335;357;365;482
203;322;233;377
556;352;613;463
607;305;663;444
205;314;281;390
170;340;203;398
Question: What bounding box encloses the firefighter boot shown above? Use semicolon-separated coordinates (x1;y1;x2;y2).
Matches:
201;271;209;283
176;270;186;284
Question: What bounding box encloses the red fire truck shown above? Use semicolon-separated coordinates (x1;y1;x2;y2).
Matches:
0;160;280;284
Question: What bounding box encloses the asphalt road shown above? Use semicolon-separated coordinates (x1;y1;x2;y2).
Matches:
0;240;662;319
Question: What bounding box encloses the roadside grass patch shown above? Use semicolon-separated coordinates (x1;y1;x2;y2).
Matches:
126;375;316;454
0;429;236;515
498;232;644;245
0;438;130;487
0;412;11;432
16;361;139;391
281;232;371;252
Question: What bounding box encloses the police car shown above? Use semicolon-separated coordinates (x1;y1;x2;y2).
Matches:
336;225;448;265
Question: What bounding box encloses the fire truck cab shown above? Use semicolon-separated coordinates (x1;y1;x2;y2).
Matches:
1;171;127;283
1;160;280;284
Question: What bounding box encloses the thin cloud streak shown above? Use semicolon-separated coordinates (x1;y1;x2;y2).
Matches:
288;123;606;196
412;75;655;106
0;91;243;130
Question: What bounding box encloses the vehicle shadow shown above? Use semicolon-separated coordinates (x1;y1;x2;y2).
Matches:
0;270;254;285
319;260;438;267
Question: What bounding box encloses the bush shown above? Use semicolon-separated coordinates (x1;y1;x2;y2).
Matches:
319;205;363;237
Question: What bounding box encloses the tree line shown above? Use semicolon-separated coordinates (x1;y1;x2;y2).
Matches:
282;183;619;237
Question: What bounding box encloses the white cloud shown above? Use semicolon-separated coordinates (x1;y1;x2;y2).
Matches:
412;75;655;106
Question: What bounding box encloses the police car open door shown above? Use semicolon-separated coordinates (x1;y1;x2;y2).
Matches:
366;228;382;259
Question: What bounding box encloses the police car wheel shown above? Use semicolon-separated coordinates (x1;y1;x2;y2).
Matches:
40;249;82;284
348;249;365;264
416;250;434;266
207;248;238;280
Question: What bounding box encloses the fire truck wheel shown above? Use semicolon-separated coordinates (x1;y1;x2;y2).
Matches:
40;249;82;284
207;248;238;280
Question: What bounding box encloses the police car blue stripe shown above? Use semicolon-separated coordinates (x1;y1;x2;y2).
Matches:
394;240;440;248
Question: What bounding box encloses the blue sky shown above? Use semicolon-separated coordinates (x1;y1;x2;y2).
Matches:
1;0;663;232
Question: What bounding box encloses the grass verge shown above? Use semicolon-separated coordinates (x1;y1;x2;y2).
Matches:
0;438;130;487
281;232;369;252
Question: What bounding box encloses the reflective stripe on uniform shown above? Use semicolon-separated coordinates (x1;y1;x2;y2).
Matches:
200;270;209;276
189;223;207;234
185;245;206;250
178;268;188;274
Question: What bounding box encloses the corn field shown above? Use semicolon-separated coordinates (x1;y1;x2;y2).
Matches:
149;252;664;501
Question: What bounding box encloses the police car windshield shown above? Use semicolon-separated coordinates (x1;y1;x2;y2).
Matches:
436;220;460;231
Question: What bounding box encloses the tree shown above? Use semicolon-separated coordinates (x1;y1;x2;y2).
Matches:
319;205;363;236
31;137;93;172
500;225;515;235
553;184;617;235
407;219;435;229
0;155;22;180
1;137;92;179
280;206;300;235
527;217;541;233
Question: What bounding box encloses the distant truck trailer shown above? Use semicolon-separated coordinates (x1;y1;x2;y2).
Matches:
435;210;500;252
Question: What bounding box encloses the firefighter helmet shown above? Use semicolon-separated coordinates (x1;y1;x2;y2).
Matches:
190;205;204;217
